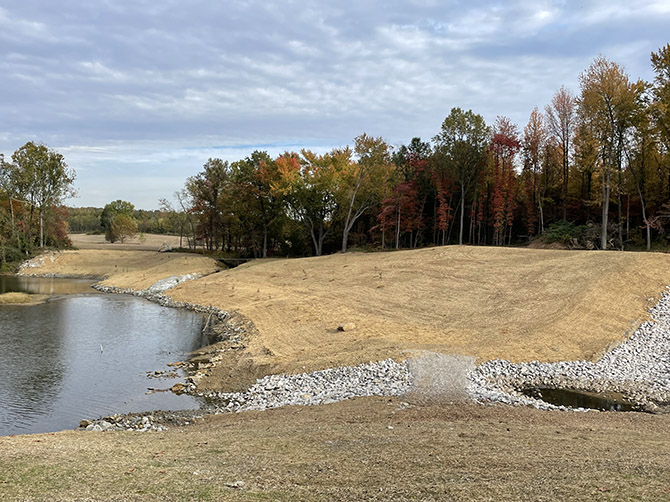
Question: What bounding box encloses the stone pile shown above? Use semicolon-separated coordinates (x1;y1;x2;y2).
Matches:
204;358;412;412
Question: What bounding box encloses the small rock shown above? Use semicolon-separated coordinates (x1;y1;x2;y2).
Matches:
337;322;356;332
79;419;92;428
225;481;245;489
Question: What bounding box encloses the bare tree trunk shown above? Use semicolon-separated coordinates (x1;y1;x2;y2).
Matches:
39;210;44;248
395;208;401;249
601;169;610;250
458;185;465;245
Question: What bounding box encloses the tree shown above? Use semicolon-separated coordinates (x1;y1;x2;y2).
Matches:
110;213;138;243
545;86;577;220
1;142;75;248
185;158;229;251
230;151;285;258
275;149;347;256
433;108;489;245
651;43;670;151
522;107;548;234
339;134;394;252
578;56;637;249
101;200;136;243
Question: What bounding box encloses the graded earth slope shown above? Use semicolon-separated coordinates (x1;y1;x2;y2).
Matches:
19;249;219;291
165;246;670;379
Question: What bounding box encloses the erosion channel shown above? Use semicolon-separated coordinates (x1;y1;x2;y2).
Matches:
0;276;207;436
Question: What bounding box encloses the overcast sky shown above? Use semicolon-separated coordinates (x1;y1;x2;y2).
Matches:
1;1;669;209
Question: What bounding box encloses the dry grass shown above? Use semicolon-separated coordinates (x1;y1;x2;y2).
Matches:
18;249;219;291
2;398;670;501
165;246;670;384
0;292;48;305
69;233;185;252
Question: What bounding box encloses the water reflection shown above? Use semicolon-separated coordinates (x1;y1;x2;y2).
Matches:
0;275;98;295
0;283;205;435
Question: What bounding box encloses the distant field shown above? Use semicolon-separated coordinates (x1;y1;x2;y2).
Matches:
69;233;184;251
20;248;218;291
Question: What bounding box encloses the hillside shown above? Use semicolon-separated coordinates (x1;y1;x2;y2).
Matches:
165;246;670;380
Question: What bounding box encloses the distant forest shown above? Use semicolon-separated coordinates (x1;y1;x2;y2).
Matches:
2;45;670;264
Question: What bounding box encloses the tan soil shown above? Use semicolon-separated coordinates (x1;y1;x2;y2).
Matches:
7;245;670;499
2;398;670;501
19;249;219;291
165;246;670;388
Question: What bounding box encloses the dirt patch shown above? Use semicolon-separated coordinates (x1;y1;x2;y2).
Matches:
2;398;669;501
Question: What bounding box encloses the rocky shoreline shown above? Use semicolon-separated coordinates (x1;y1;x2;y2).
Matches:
73;278;670;430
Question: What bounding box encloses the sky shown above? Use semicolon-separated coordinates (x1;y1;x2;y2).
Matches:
1;1;669;210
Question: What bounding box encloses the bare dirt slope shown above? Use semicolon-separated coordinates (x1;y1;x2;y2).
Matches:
167;246;670;379
19;249;219;291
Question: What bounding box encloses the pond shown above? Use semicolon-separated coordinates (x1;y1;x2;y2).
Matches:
0;277;207;436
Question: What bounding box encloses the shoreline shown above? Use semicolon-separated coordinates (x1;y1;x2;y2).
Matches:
10;248;670;435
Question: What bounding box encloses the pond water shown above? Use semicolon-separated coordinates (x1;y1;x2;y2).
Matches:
0;277;207;436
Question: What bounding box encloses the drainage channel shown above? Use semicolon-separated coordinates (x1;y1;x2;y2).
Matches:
521;387;644;412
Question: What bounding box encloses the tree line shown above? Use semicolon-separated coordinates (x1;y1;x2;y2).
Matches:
170;45;670;256
2;45;669;266
0;142;74;269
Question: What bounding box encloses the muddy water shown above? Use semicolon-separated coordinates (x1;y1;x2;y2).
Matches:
0;278;206;435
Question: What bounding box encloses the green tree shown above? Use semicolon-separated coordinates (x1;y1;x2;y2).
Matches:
101;200;136;243
110;213;138;243
433;108;489;245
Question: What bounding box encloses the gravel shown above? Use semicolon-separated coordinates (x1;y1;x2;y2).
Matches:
467;287;670;411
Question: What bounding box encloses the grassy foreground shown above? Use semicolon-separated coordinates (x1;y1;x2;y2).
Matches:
2;398;670;501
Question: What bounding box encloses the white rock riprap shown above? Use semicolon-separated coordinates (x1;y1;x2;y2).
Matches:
204;359;412;412
147;274;202;293
467;288;670;411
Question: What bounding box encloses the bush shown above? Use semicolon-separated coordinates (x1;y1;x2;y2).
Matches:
544;220;587;245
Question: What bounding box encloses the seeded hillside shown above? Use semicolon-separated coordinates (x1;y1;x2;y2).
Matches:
163;246;670;383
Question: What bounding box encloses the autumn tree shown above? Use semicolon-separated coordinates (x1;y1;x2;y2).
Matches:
578;56;637;249
339;134;394;252
489;116;521;245
433;108;489;245
651;43;670;151
275;148;349;256
545;86;577;220
522;107;548;234
1;142;75;249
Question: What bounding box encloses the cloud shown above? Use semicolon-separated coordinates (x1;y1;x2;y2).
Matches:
1;1;669;208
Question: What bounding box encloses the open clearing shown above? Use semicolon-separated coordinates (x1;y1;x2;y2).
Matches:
69;232;185;252
19;249;218;292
